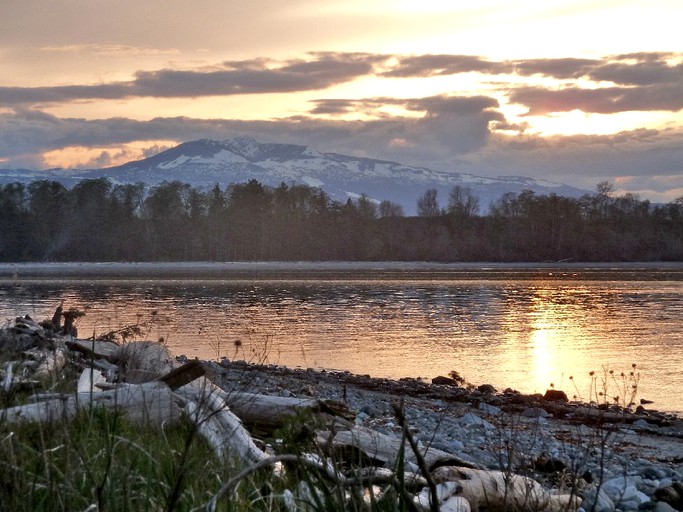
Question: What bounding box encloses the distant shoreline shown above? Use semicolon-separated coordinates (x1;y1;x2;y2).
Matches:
1;260;682;281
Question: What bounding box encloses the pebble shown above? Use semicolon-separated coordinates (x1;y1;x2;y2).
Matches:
478;402;501;415
210;360;683;511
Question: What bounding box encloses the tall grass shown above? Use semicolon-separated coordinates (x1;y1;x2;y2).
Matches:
0;404;235;511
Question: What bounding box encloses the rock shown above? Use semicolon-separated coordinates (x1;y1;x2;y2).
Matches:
534;454;567;473
641;466;666;481
457;412;494;430
449;440;465;451
478;402;501;415
432;375;459;386
654;483;683;510
652;501;678;512
581;487;615;512
616;485;650;509
544;389;569;402
522;406;550;418
477;384;496;394
601;476;651;511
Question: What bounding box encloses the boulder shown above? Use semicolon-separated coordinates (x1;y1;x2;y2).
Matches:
543;389;569;402
432;375;459;386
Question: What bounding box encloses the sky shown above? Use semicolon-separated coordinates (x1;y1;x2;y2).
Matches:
1;0;682;202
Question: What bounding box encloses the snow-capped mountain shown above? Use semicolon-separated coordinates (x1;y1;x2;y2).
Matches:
0;137;590;214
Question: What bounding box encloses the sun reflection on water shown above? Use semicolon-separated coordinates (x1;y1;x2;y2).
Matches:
497;285;597;397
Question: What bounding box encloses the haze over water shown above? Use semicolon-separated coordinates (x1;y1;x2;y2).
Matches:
1;262;681;413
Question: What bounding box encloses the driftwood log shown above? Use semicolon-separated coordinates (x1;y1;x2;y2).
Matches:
66;338;120;361
222;390;354;433
432;466;580;512
0;381;181;426
317;426;482;471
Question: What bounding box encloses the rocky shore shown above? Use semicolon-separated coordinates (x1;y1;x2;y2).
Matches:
199;357;683;512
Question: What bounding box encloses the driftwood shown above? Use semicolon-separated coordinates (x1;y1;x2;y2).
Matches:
317;426;482;471
432;466;580;512
222;390;354;433
66;338;120;361
562;403;670;426
0;381;181;426
116;340;176;378
415;483;471;512
23;345;68;376
76;367;106;393
159;359;205;390
175;380;268;466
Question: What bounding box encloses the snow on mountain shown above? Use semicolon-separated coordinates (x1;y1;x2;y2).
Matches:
0;138;590;214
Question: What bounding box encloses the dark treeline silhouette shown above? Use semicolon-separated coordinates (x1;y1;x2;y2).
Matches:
0;177;681;262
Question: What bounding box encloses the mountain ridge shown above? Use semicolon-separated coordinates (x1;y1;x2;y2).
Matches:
0;137;591;214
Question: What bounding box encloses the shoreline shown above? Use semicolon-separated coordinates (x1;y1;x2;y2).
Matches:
201;357;683;509
1;260;682;281
206;356;683;425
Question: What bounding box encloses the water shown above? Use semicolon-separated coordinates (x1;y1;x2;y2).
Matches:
1;262;682;412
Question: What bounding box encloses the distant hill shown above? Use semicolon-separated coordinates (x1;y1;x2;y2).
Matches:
0;137;591;214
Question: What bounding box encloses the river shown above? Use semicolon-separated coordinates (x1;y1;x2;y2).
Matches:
1;262;681;413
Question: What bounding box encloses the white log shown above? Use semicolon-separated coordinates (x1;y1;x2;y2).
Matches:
415;482;472;512
34;346;68;376
77;367;106;393
440;496;472;512
1;381;180;426
66;339;121;362
115;341;176;379
414;481;463;511
176;379;268;466
221;390;353;432
318;426;480;470
432;466;580;512
2;361;13;393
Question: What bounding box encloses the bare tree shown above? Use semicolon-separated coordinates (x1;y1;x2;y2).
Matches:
379;200;404;218
447;185;480;221
417;188;442;217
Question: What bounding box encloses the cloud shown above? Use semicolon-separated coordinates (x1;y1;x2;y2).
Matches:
382;54;509;77
0;52;385;106
383;52;683;86
508;54;683;114
0;93;503;167
309;99;361;115
509;81;683;114
511;58;600;79
380;52;683;115
467;128;683;201
4;50;683;121
40;43;181;57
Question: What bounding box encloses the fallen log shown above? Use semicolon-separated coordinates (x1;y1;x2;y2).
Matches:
221;390;354;433
564;404;671;427
317;426;482;471
175;382;268;466
414;482;470;512
158;359;205;390
0;381;181;426
77;367;106;393
66;338;120;362
115;340;176;379
432;466;580;512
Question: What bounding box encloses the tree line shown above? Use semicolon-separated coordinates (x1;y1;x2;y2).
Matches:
0;178;681;262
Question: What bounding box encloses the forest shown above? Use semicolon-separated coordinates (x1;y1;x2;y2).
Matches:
0;177;681;262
